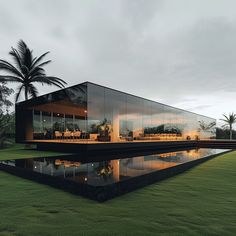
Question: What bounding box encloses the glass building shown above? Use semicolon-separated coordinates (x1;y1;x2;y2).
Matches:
16;82;216;143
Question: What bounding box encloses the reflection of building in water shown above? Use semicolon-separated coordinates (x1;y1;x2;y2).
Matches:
119;156;177;178
6;148;222;189
158;152;177;158
185;149;201;158
111;160;120;182
55;159;81;167
184;148;213;159
151;149;204;160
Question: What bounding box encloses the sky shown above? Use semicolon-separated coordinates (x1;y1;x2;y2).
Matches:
0;0;236;125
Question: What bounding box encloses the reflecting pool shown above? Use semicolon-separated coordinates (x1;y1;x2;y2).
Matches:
0;148;228;188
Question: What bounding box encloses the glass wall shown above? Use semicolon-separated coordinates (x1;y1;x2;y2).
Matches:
16;82;215;143
30;83;88;141
87;83;216;142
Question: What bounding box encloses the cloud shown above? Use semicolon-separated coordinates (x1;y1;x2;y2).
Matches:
0;0;236;122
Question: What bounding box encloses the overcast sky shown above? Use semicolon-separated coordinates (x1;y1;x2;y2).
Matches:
0;0;236;124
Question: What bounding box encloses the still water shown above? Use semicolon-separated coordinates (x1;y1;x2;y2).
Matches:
1;148;228;187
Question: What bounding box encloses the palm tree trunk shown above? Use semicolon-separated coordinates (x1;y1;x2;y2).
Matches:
230;124;232;140
24;87;28;100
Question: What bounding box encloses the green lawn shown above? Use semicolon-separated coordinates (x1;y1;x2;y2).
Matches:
0;143;69;160
0;151;236;235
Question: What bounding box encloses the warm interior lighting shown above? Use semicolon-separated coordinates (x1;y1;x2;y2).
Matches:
55;159;81;167
159;152;177;158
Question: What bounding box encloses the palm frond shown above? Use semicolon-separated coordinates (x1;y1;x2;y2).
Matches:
31;56;37;64
9;47;22;70
28;67;46;78
0;59;24;78
24;48;33;69
46;76;67;87
31;51;50;68
17;40;33;71
17;40;27;56
36;60;52;68
28;84;39;98
220;113;236;126
21;65;29;75
0;75;23;83
31;76;67;88
15;85;24;102
222;114;229;121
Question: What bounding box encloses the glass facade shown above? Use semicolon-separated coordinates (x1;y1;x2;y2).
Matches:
87;83;216;142
15;82;216;143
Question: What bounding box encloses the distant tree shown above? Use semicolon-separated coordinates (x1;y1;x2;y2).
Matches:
216;127;236;139
0;40;67;102
0;82;14;148
220;113;236;140
0;82;14;113
0;113;14;148
144;124;182;135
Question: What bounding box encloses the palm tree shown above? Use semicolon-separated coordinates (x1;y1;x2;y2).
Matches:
0;40;67;102
220;113;236;140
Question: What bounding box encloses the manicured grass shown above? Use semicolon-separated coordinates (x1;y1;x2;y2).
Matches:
0;151;236;235
0;143;69;160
